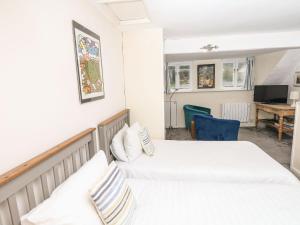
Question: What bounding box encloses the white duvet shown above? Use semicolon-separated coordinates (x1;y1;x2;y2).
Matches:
128;179;300;225
21;151;300;225
117;140;299;185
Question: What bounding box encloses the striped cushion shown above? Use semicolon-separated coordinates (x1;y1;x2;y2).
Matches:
138;128;155;156
90;162;136;225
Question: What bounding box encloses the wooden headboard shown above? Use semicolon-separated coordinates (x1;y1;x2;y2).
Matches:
0;128;98;225
98;109;130;162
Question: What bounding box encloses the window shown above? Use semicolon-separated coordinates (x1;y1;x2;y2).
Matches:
222;59;246;89
167;62;192;92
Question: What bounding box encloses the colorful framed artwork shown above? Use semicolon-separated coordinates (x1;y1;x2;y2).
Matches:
72;21;104;103
295;71;300;87
197;64;215;89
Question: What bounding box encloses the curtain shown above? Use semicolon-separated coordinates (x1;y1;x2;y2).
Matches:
244;57;255;90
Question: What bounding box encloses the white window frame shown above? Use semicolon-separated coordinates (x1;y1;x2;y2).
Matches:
222;58;247;91
167;62;192;93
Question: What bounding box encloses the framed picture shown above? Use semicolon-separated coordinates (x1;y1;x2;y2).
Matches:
72;21;104;103
295;71;300;87
197;64;215;89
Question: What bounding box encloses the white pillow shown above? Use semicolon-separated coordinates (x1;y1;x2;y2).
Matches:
110;124;129;162
124;123;143;161
131;122;143;132
139;128;155;156
21;151;108;225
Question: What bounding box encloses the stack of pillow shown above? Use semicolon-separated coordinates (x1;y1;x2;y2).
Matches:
22;123;155;225
22;151;137;225
110;122;155;162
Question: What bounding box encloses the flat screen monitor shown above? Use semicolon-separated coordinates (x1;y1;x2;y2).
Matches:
254;85;288;104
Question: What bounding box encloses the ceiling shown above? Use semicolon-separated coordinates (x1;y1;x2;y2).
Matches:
96;0;300;38
143;0;300;38
165;48;296;62
108;1;147;21
95;0;151;28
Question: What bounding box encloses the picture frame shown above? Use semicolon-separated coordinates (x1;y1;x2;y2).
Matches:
72;21;105;104
197;64;215;89
294;71;300;87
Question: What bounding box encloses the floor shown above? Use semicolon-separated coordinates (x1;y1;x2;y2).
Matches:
166;127;293;169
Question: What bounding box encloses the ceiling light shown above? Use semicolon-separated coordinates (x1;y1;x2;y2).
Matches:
201;44;218;51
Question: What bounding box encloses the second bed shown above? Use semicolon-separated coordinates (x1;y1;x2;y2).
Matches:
98;110;299;185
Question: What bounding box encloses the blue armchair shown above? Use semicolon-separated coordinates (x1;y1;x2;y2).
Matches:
193;114;240;141
183;104;211;130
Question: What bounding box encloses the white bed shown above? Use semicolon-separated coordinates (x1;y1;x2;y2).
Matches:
129;179;300;225
117;140;299;185
3;123;299;225
20;150;300;225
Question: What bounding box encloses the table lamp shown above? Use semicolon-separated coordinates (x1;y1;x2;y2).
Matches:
290;91;299;107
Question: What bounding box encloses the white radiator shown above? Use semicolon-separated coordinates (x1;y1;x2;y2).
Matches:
165;101;177;128
222;103;251;123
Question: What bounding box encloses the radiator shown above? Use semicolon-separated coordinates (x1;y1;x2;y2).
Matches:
165;101;177;128
222;103;251;123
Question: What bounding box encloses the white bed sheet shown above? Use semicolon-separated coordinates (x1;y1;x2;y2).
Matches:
117;140;299;184
128;179;300;225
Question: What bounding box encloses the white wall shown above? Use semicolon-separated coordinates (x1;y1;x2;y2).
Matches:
165;30;300;54
166;59;254;127
167;91;255;128
291;102;300;176
123;28;165;138
0;0;125;173
293;63;300;93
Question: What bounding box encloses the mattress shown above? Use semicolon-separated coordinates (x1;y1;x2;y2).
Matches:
128;179;300;225
117;140;299;184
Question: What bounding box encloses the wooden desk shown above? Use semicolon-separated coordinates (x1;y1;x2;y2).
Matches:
255;103;295;141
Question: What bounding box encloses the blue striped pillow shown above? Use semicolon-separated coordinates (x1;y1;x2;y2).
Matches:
90;162;136;225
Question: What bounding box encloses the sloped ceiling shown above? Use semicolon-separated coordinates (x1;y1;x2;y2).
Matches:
263;49;300;86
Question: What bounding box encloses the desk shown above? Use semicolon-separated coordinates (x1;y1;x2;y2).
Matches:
255;103;295;141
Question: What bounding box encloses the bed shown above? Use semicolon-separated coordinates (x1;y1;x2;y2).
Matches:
1;127;300;225
98;109;299;185
129;179;300;225
0;128;98;225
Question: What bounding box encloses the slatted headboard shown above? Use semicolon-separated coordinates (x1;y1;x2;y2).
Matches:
98;109;130;162
0;128;98;225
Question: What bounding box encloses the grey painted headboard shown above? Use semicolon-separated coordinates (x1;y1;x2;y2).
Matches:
0;128;98;225
98;109;130;162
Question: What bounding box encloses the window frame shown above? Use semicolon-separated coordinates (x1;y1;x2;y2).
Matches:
167;62;193;93
222;58;247;91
